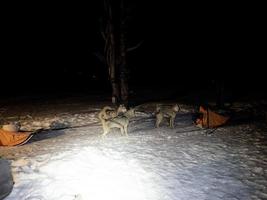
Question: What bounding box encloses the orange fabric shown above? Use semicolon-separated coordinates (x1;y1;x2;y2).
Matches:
197;106;229;128
0;129;33;146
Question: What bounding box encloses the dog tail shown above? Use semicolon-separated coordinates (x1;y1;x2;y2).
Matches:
98;106;113;122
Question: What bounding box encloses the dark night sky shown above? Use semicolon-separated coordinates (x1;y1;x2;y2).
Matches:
1;2;266;97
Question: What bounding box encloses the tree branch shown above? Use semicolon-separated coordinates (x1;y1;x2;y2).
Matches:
127;40;144;52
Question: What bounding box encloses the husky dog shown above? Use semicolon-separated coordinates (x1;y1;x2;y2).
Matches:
98;107;135;137
2;122;21;132
155;104;180;128
98;104;127;120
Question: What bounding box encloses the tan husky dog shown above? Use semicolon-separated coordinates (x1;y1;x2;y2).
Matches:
98;105;127;120
155;104;180;128
98;107;135;137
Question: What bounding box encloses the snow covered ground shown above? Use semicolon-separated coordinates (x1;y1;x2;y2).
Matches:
1;99;267;200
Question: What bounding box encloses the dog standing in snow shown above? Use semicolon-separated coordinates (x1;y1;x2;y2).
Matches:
155;104;180;128
98;106;135;137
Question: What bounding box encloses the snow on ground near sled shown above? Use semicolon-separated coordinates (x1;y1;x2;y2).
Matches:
1;111;267;200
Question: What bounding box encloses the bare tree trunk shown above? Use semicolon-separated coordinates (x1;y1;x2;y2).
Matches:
120;40;128;105
119;0;128;105
102;0;136;105
109;27;120;104
104;0;120;104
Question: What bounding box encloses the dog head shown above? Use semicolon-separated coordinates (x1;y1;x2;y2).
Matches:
117;104;127;114
173;104;180;112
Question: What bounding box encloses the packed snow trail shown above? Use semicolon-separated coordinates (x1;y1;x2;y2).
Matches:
1;111;267;200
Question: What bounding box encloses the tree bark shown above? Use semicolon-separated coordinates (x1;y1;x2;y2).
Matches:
102;0;132;105
104;0;120;104
119;0;128;105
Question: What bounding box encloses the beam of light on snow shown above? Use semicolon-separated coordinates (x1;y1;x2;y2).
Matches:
36;148;158;200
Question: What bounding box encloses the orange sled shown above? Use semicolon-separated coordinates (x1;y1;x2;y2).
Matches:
0;129;34;146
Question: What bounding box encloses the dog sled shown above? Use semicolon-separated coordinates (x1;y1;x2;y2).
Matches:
0;129;35;146
195;106;230;128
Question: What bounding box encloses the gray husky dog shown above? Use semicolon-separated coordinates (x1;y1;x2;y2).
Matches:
98;107;135;137
155;104;180;128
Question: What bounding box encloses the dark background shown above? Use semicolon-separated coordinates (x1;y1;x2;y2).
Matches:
1;2;266;101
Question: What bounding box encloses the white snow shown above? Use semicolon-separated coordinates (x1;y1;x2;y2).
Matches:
1;102;267;200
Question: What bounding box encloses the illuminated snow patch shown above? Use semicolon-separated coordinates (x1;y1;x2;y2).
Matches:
10;147;158;200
